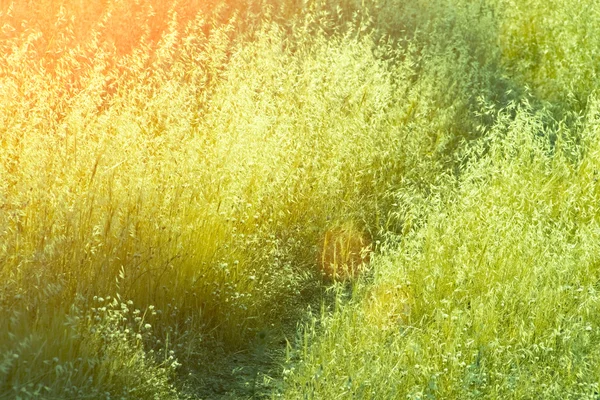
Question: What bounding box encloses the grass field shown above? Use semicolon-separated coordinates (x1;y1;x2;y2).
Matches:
2;0;600;398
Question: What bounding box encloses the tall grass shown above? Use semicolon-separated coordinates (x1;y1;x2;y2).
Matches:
1;0;482;396
1;0;598;398
282;97;600;398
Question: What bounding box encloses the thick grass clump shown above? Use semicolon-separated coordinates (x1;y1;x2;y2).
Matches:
281;100;600;398
495;0;600;112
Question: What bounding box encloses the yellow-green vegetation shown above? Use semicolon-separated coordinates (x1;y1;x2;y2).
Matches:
1;0;599;398
283;101;600;398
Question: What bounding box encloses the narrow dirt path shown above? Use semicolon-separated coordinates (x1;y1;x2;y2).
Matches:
180;284;344;399
192;334;288;399
179;298;323;398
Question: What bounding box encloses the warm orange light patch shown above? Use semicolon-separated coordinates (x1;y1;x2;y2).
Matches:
318;222;371;282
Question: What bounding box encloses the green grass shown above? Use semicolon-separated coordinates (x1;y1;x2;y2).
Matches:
281;100;600;398
1;0;600;398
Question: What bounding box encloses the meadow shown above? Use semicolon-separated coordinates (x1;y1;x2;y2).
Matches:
1;0;600;398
